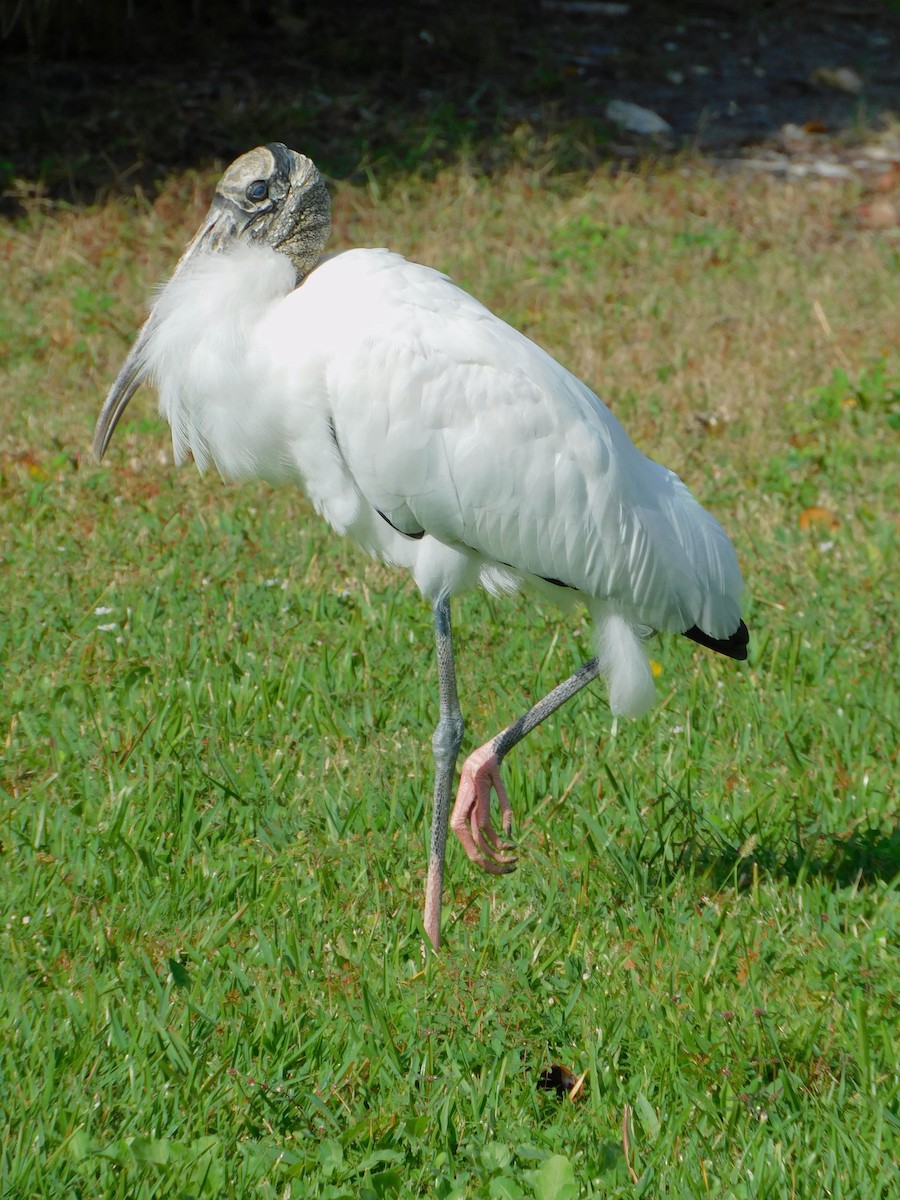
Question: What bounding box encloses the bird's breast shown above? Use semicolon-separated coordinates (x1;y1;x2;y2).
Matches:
146;243;305;479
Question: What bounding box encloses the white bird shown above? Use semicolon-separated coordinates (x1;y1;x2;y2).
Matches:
94;143;748;949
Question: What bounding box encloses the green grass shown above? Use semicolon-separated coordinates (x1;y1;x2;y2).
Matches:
1;162;898;1198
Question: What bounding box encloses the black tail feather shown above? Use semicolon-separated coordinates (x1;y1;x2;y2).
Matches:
683;619;749;661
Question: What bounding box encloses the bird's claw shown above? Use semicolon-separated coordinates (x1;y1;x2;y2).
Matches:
450;744;519;874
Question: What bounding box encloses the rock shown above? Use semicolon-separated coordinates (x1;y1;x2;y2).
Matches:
810;66;864;94
605;99;672;135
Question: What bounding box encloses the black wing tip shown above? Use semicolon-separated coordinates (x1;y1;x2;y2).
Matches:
683;619;749;661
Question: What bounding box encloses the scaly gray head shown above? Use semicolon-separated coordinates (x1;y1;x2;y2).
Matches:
92;143;331;461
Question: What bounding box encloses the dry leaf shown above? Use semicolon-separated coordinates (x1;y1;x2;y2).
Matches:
854;199;898;229
874;166;900;195
538;1064;588;1101
798;506;840;531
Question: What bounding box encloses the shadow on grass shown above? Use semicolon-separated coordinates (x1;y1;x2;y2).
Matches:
637;789;900;892
2;1;598;207
3;2;899;207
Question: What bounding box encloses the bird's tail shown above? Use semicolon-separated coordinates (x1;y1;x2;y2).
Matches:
595;611;656;719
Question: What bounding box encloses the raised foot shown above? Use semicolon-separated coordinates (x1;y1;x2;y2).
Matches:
449;743;518;874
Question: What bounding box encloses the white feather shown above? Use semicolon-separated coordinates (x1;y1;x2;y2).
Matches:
595;611;656;719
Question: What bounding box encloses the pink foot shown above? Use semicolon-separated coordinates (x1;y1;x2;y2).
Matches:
449;743;518;874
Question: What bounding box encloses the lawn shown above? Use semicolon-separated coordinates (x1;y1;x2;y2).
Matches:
1;156;898;1198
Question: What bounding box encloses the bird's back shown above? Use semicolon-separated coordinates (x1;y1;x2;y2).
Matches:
274;249;743;640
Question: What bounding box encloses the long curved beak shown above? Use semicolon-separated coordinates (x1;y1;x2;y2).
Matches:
92;317;154;461
93;200;241;462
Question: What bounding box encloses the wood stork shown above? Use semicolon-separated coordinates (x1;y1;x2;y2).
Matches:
94;143;748;949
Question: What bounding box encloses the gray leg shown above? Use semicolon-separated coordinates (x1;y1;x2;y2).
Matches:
423;595;465;950
493;657;601;763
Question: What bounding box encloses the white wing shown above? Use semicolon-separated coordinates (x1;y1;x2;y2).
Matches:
288;250;742;638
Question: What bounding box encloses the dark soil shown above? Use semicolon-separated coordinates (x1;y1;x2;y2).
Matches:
2;1;899;206
563;0;900;150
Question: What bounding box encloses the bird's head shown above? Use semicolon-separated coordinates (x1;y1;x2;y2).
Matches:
201;143;332;269
92;143;331;462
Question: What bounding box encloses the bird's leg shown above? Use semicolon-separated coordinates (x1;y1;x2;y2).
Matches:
450;656;602;872
423;595;465;950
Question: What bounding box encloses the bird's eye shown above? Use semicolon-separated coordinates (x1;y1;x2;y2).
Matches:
246;180;269;203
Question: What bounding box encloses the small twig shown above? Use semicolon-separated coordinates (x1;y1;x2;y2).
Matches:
812;298;852;370
521;768;584;837
812;299;833;339
117;708;158;766
753;595;787;611
569;1070;589;1102
622;1103;639;1184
